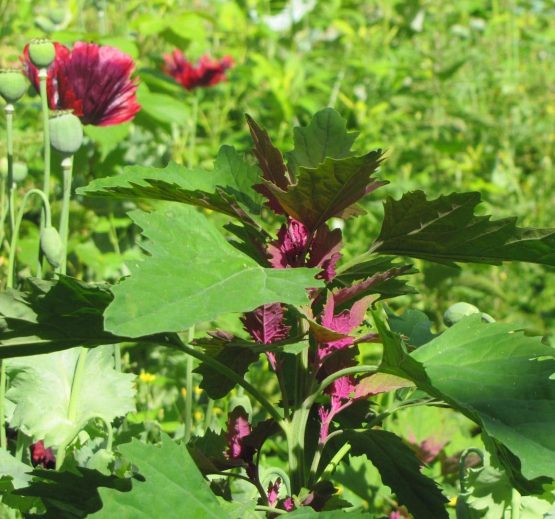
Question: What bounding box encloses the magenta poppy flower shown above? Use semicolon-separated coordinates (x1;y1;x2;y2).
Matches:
23;41;140;126
163;50;233;90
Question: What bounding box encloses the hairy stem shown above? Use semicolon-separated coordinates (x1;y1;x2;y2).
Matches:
5;103;14;234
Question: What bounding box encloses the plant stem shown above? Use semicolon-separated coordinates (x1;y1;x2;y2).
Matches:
0;360;6;449
316;365;377;397
7;189;52;288
254;506;287;516
167;334;283;424
38;68;50;278
5;103;14;234
57;156;73;275
56;347;89;469
510;488;521;519
187;92;199;168
184;326;195;443
204;398;215;429
15;430;30;461
318;442;351;482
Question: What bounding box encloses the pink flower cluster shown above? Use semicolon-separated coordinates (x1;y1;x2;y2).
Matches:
163;50;233;90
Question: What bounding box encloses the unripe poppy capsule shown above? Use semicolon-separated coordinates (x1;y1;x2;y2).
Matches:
0;69;27;103
28;39;56;68
49;111;83;155
40;226;64;268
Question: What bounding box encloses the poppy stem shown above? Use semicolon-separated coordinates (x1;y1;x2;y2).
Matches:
7;188;52;288
184;325;195;443
4;103;14;234
187;91;200;168
38;68;50;278
57;156;73;275
0;360;6;449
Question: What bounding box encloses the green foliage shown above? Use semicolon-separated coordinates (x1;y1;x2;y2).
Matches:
104;204;323;337
343;429;448;519
92;435;227;519
6;347;135;447
374;191;555;267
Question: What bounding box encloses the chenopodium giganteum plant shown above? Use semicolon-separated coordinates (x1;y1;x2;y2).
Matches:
2;108;555;518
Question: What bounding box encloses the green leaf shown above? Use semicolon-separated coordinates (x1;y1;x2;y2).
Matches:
373;190;555;267
342;430;448;519
104;205;323;337
264;152;384;231
92;435;227;519
0;449;33;489
379;314;555;484
412;316;555;483
77;146;264;224
284;509;375;518
387;308;437;347
6;347;135;447
286;108;358;174
135;84;189;126
0;277;125;359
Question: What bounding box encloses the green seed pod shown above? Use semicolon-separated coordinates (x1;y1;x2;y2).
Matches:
28;39;56;68
49;111;83;155
0;158;28;183
444;302;480;327
40;226;64;268
0;69;27;103
49;8;66;25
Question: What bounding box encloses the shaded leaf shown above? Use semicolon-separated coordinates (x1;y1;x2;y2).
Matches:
387;308;437;347
92;435;227;519
0;277;125;359
104;205;323;337
373;191;555;267
342;429;448;519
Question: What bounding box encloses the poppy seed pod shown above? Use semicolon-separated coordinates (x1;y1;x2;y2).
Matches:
49;111;83;155
28;39;56;68
0;158;28;182
40;226;64;268
0;69;27;103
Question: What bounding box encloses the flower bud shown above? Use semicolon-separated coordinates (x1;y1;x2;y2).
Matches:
28;39;56;68
40;226;64;268
0;158;28;183
0;69;27;103
49;8;66;25
443;302;480;327
49;111;83;155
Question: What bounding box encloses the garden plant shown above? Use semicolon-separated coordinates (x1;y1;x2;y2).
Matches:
0;2;554;518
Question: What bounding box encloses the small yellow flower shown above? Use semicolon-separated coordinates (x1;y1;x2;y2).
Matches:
194;410;203;421
139;370;156;383
194;385;202;397
448;496;457;507
181;387;187;397
212;407;223;416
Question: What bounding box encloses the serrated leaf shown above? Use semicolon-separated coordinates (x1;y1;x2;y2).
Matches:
342;430;448;519
379;313;555;484
78;146;264;224
0;277;125;359
286;108;359;174
105;205;323;337
265;152;385;231
92;435;227;519
0;450;33;489
6;347;135;447
373;190;555;266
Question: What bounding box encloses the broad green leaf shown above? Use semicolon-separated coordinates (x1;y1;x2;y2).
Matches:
264;152;384;231
0;277;125;359
136;84;189;126
285;509;375;518
77;146;264;224
379;314;555;483
373;191;555;267
342;430;448;519
286;108;359;174
6;347;135;447
387;308;437;347
93;435;227;519
104;205;323;337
